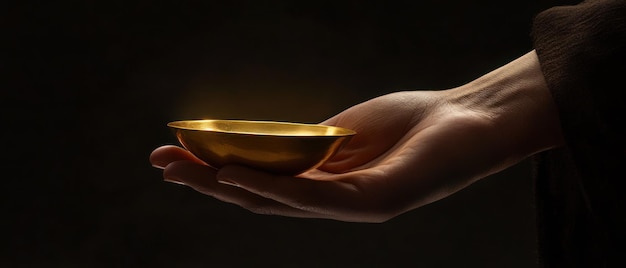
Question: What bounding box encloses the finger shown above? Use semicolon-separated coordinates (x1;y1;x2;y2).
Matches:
150;145;205;169
163;161;330;219
216;165;370;218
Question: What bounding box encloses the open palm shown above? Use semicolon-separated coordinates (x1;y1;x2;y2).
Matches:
151;90;504;222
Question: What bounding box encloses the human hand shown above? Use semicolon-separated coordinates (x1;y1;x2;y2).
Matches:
150;51;563;223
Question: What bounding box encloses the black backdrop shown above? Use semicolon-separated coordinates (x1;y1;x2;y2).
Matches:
4;0;578;267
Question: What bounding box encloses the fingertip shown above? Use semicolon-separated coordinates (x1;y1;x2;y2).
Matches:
163;160;218;190
162;160;196;179
162;161;184;184
150;144;184;156
152;164;166;170
150;145;205;168
149;144;180;166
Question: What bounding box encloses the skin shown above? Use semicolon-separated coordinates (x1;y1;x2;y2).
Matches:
150;50;564;223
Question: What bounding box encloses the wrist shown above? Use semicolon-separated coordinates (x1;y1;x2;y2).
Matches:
444;50;564;163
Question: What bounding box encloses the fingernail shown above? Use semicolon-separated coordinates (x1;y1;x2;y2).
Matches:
218;179;240;187
164;177;186;185
152;164;166;170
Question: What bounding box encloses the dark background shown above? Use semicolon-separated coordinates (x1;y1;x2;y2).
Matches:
4;0;578;267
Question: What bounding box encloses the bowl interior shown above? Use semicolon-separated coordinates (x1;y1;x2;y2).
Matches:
167;119;356;137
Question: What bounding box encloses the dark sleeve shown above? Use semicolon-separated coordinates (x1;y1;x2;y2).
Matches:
533;0;626;144
531;0;626;267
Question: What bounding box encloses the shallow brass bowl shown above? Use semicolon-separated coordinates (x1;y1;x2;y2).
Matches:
168;119;356;175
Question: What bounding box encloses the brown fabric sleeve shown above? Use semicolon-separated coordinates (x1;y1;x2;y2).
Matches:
533;0;625;151
531;0;626;267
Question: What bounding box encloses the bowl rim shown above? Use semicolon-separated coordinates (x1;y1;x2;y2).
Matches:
167;119;357;137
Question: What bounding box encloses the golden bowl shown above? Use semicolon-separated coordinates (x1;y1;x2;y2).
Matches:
167;119;356;175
